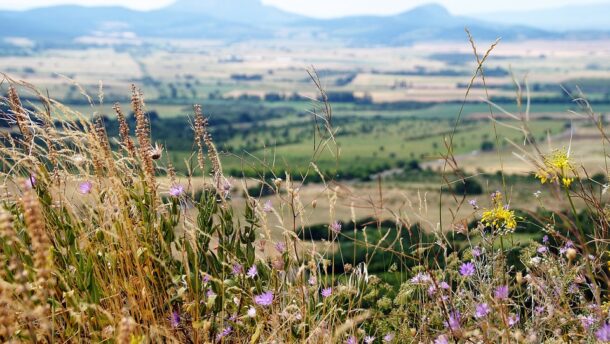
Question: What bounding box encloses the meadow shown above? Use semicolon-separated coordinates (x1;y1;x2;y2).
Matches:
2;37;610;343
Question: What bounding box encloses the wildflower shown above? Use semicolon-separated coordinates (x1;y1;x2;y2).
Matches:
508;314;520;327
364;336;375;344
537;246;548;254
254;291;274;306
439;281;450;289
446;311;461;331
560;241;574;254
459;262;475;277
202;273;211;283
263;200;273;212
206;289;216;298
382;332;394;342
598;323;610;342
169;184;184;197
471;246;482;257
79;181;93;194
321;287;333;298
246;265;258;279
170;310;181;328
533;190;541;198
475;303;490;319
331;221;342;233
494;285;509;300
542;235;549;243
149;142;164;160
274;241;286;253
346;336;357;344
232;263;243;276
410;272;431;284
434;335;449;344
25;175;36;189
534;306;545;315
535;149;575;188
308;275;317;286
216;327;232;342
247;307;257;318
480;192;517;234
469;199;478;209
579;314;596;330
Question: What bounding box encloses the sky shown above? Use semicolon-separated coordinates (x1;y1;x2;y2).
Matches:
0;0;607;16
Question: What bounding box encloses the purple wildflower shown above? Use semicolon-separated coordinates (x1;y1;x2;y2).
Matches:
25;175;36;189
560;240;574;254
494;285;509;300
274;241;286;253
263;200;273;212
439;281;450;289
542;235;549;243
537;246;548;254
469;199;478;208
346;336;357;344
428;284;437;296
364;336;375;344
331;221;342;233
382;332;394;343
459;262;476;277
434;335;449;344
475;303;490;319
246;265;258;279
598;323;610;342
169;184;184;197
206;289;216;298
202;273;211;283
170;310;181;328
471;246;482;257
79;181;93;194
321;287;333;298
216;327;232;342
579;314;596;330
410;272;431;284
308;275;317;286
535;306;545;315
232;263;243;276
254;291;274;306
508;314;520;327
446;311;461;331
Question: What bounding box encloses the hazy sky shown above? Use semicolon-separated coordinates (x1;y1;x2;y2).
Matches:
0;0;608;16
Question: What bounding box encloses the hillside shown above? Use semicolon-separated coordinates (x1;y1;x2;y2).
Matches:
0;1;556;45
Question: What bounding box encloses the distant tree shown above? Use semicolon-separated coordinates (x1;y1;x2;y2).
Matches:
455;179;483;195
481;141;494;152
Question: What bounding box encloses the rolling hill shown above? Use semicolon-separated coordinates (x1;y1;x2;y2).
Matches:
0;1;576;46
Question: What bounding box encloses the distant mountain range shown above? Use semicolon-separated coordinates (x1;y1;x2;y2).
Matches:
0;0;606;47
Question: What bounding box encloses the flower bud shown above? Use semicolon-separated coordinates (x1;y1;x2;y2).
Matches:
566;248;577;261
516;272;523;285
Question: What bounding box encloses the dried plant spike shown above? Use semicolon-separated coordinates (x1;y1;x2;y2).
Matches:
131;85;157;195
193;104;207;174
7;85;33;148
21;187;53;290
0;208;15;246
113;103;137;158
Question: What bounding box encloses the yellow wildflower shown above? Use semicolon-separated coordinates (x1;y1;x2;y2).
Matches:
534;149;575;188
480;191;517;234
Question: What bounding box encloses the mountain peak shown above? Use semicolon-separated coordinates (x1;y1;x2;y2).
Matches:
400;3;451;18
165;0;302;24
